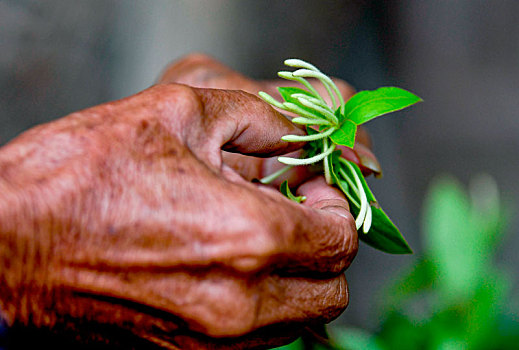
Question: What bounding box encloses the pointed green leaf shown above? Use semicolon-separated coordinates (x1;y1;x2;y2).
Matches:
280;180;306;203
329;119;357;148
356;204;413;254
329;327;384;350
343;87;422;125
339;160;412;254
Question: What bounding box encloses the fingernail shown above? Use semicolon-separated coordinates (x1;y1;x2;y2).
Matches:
356;150;382;176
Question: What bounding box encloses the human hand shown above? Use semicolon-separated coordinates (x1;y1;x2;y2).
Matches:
160;53;382;183
0;81;357;348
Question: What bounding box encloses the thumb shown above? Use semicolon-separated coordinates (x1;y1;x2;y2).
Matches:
185;87;304;163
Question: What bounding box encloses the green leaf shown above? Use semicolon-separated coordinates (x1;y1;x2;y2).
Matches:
360;205;413;254
377;312;428;350
423;176;474;299
329;327;384;350
305;126;320;136
339;160;412;254
280;180;306;203
329;119;357;148
301;128;322;159
380;258;436;313
343;87;422;125
423;176;508;302
465;270;512;349
272;338;304;350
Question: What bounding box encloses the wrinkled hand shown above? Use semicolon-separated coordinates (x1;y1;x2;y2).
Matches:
0;56;362;349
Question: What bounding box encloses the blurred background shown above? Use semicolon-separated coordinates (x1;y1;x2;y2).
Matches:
1;0;518;341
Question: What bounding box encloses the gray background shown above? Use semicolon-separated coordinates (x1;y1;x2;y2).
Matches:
1;0;518;331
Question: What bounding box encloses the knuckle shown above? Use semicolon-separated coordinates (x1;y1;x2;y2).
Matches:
219;196;282;273
325;275;349;321
195;282;258;337
148;84;200;112
162;53;237;88
229;232;277;273
178;52;216;66
310;276;349;324
150;84;203;127
233;215;280;271
161;53;217;83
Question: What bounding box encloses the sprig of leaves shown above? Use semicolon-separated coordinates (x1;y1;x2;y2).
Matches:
280;180;306;203
259;59;422;254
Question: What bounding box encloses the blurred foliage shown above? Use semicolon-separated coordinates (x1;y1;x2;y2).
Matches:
275;174;518;350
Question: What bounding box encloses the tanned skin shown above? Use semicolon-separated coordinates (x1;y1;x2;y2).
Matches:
0;54;378;349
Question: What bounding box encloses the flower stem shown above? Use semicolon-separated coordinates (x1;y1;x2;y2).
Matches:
259;165;293;184
258;91;284;109
291;117;331;126
278;72;322;102
296;97;339;124
345;161;369;231
363;205;373;233
281;127;336;142
278;144;336;166
323;139;332;184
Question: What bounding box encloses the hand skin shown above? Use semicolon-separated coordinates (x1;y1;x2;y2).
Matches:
0;55;368;349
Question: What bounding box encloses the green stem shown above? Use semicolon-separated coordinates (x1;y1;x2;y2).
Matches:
293;69;338;110
259;165;293;184
281;127;336;142
284;58;320;71
278;143;336;166
258;91;284;109
296;98;339;124
283;102;325;120
323;139;332;184
291;117;331;126
292;94;334;113
343;186;361;209
363;205;373;233
339;167;360;198
278;72;323;103
345;161;369;230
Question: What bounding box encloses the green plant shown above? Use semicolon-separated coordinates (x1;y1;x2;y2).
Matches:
259;59;421;254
